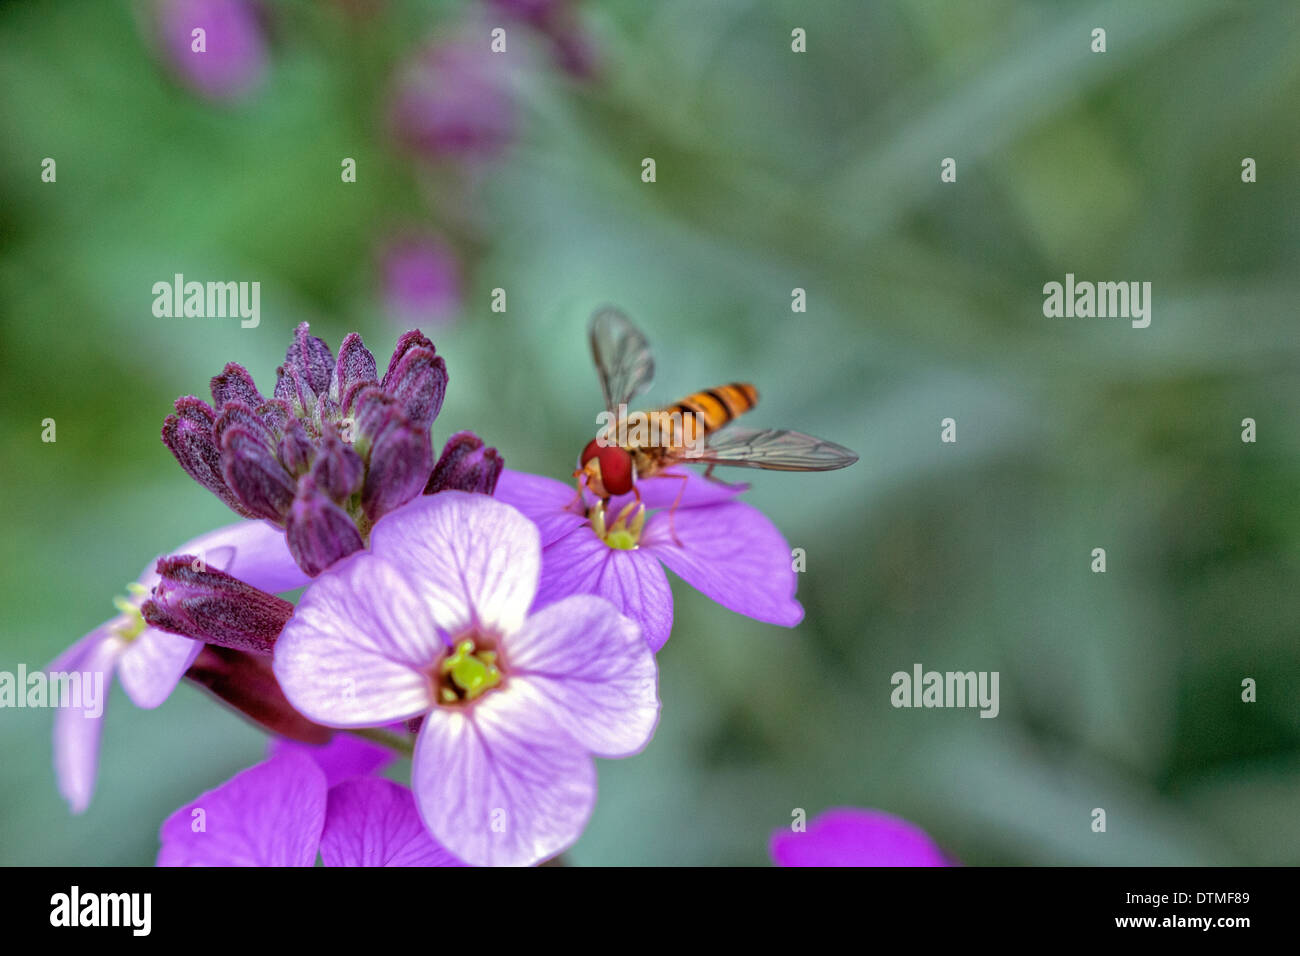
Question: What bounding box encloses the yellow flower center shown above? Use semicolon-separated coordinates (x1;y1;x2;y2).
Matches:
589;501;646;550
438;639;502;703
111;582;150;642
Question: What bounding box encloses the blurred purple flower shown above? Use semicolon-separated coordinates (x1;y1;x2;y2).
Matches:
482;0;598;78
388;38;514;161
493;468;802;651
272;492;659;866
770;808;954;867
484;0;565;25
155;0;268;102
381;234;462;327
49;520;307;814
157;749;464;866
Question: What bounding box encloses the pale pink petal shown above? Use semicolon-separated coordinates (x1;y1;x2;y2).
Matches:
138;519;309;594
51;628;122;814
643;500;803;628
274;552;437;727
533;527;673;651
117;627;202;709
370;492;540;638
320;778;466;867
506;596;659;757
493;468;587;547
412;692;595;867
48;627;104;674
157;752;327;866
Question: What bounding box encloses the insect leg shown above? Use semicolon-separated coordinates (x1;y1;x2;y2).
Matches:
663;474;689;548
569;467;594;513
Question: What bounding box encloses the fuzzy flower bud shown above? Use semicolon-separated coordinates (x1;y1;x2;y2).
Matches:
142;556;295;655
425;431;503;495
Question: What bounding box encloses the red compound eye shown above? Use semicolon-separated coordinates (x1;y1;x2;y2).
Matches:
594;446;635;496
579;438;635;497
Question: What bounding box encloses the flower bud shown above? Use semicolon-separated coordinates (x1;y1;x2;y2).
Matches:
142;555;294;655
425;431;503;495
162;397;255;518
285;474;365;575
221;426;297;521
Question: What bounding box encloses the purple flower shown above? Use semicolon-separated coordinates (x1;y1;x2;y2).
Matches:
482;0;598;78
154;0;268;102
770;809;954;867
272;492;659;866
493;468;802;651
49;520;308;814
484;0;566;24
388;38;514;161
161;324;469;576
381;233;462;328
269;728;395;787
157;748;463;866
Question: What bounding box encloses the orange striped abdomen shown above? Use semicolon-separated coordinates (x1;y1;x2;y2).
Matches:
655;383;759;449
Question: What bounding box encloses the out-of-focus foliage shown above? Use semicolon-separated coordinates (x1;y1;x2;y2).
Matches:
1;0;1297;865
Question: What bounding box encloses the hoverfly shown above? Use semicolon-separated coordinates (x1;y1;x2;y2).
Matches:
575;308;859;522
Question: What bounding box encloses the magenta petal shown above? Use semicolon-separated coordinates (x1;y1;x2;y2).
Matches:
507;596;659;757
157;752;327;866
50;628;121;814
533;527;673;651
413;693;596;867
269;732;395;787
770;808;952;867
492;468;587;547
643;500;803;629
600;468;746;513
320;778;466;867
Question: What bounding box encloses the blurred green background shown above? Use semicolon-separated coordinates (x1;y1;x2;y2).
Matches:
2;0;1298;865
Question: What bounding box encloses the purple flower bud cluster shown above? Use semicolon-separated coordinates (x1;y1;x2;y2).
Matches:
162;324;494;577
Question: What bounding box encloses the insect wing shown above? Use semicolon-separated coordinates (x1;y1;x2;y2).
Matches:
694;427;859;471
589;308;655;413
